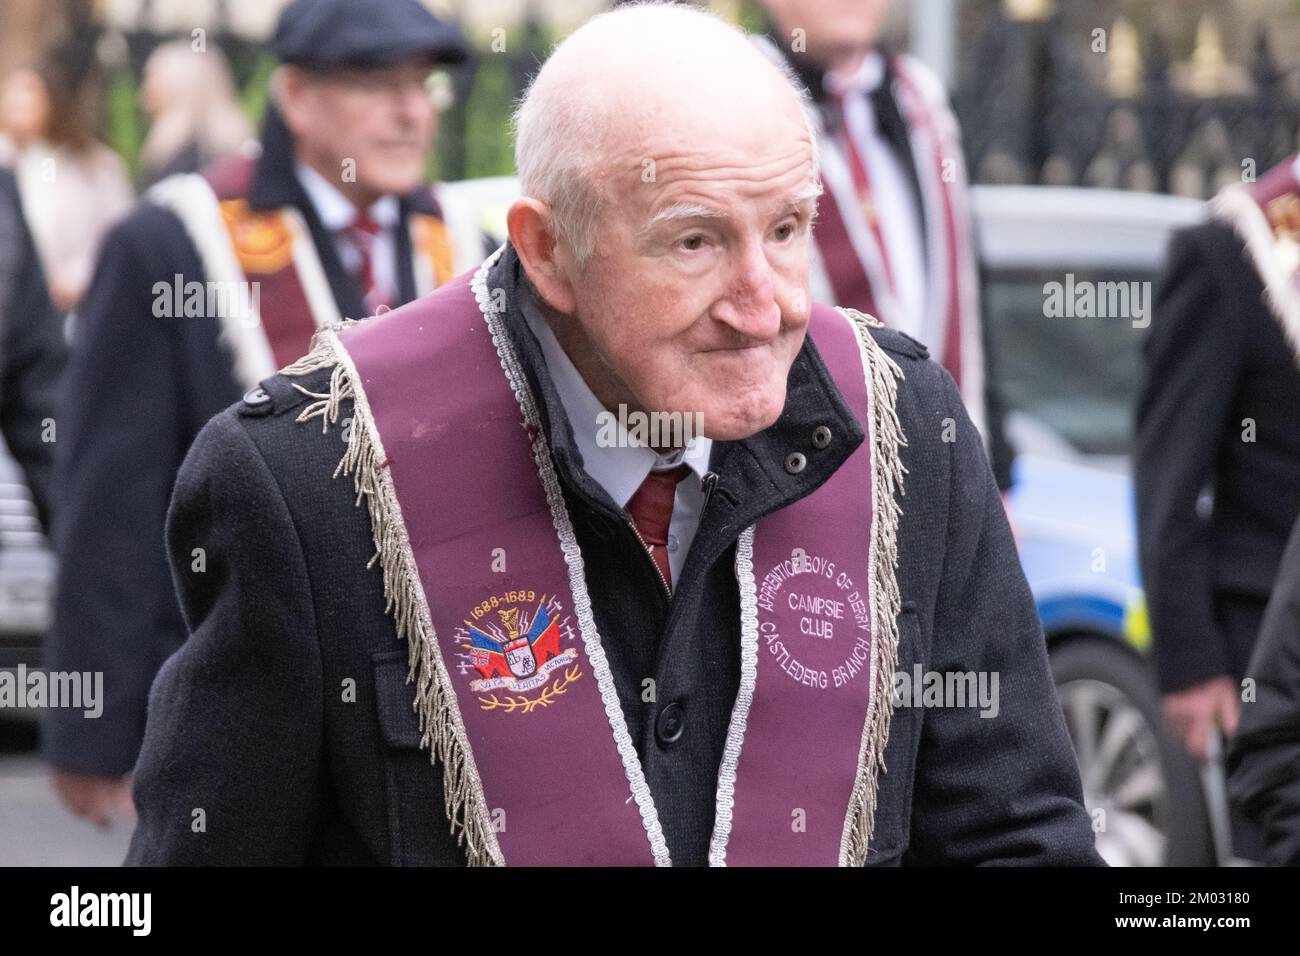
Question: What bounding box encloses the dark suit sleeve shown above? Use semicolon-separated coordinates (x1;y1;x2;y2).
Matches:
125;410;324;865
1227;516;1300;866
41;211;188;776
906;367;1103;865
0;171;65;527
1135;226;1246;693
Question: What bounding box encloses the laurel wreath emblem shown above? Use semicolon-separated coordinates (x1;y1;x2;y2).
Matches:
476;665;583;714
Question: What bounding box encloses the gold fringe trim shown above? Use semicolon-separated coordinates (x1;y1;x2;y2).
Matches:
836;307;908;867
282;326;504;866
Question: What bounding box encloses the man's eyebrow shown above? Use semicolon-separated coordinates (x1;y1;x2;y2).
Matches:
639;202;727;238
785;181;825;210
638;182;824;239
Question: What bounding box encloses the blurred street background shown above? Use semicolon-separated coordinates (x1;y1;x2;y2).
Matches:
5;0;1299;194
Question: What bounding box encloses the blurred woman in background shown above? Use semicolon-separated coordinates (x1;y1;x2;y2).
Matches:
0;62;134;312
137;41;254;189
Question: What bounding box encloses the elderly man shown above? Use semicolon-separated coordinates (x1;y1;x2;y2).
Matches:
44;0;484;826
125;3;1101;866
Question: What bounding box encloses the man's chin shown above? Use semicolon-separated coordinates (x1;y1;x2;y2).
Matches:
359;166;424;199
700;397;786;442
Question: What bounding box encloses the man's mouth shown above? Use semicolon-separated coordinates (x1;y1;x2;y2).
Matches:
701;342;772;355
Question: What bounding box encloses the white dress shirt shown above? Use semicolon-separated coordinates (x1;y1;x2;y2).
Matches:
825;52;929;340
295;162;399;304
521;304;712;586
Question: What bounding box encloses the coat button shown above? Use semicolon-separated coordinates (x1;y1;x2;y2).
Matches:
656;702;685;746
784;452;807;475
243;386;270;406
812;425;833;449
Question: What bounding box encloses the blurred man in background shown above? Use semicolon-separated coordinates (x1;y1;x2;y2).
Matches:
1137;154;1300;861
0;166;65;527
754;0;1014;491
43;0;485;827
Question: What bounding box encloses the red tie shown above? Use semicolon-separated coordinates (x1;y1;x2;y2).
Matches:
348;213;389;313
626;465;691;591
833;89;896;295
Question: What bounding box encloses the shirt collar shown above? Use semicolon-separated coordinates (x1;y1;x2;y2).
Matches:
490;244;864;543
520;297;712;510
294;161;400;232
824;50;886;98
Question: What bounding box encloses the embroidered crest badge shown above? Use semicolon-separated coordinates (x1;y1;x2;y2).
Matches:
457;592;582;714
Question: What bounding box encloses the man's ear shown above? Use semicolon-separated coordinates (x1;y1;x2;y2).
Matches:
272;66;309;139
507;198;577;315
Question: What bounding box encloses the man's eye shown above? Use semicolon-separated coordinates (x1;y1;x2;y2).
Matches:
774;222;797;241
680;234;707;252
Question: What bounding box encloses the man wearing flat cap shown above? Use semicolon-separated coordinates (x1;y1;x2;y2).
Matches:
126;3;1102;866
45;0;487;826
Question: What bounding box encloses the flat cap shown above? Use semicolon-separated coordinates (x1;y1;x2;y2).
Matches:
273;0;469;70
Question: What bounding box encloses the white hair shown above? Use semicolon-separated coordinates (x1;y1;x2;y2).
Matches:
511;1;822;265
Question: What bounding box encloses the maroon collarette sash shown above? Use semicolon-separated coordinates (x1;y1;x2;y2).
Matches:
146;155;466;393
285;248;905;865
1212;156;1300;369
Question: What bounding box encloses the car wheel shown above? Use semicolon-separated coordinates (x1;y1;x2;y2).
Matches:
1050;637;1215;866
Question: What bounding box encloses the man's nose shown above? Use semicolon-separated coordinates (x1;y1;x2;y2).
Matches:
395;85;433;127
713;239;781;340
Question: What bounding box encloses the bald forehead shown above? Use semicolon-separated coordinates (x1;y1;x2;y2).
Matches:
535;5;810;165
540;4;788;89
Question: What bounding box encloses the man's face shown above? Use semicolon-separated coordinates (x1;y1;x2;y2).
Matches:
0;70;50;143
281;59;438;201
554;102;818;442
763;0;892;67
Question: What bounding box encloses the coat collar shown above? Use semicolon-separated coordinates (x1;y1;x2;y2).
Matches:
486;244;865;533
